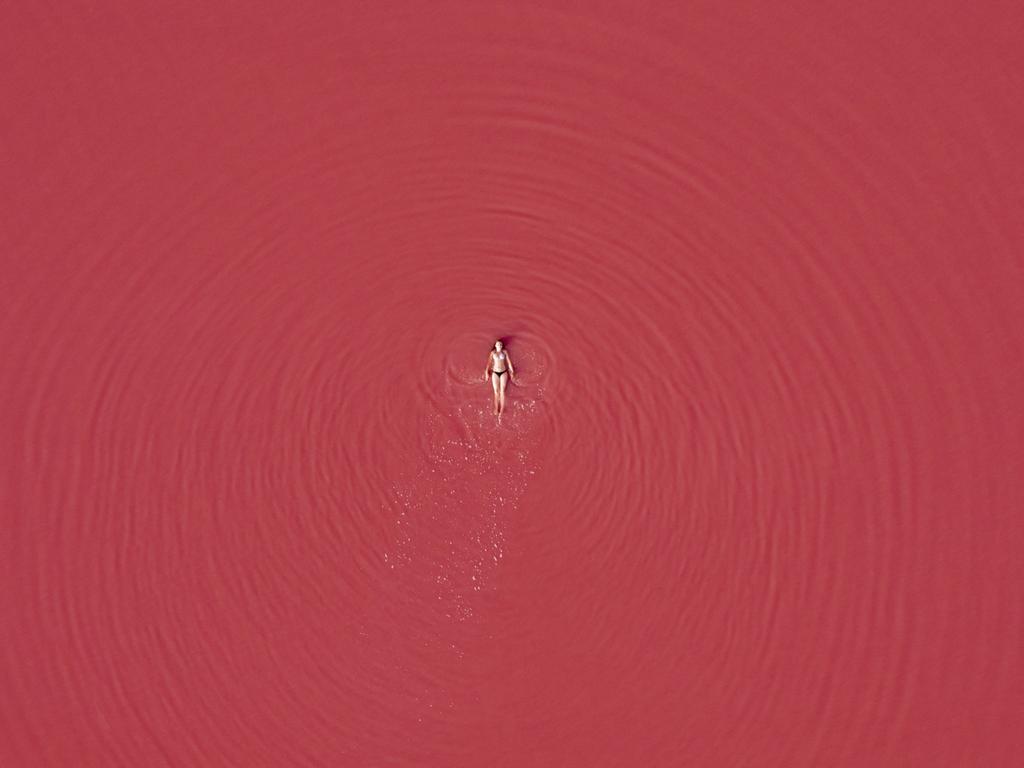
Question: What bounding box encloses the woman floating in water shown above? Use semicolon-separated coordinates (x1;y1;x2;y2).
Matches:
483;340;515;418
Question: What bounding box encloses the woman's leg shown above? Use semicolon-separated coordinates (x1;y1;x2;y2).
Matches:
491;372;500;414
498;372;509;414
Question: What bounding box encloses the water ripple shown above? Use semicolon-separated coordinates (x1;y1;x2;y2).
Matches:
3;2;1023;766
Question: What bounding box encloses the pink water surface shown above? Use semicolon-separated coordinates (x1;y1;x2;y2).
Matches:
3;2;1023;765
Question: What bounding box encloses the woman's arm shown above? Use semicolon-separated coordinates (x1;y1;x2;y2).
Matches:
483;353;492;381
506;354;515;380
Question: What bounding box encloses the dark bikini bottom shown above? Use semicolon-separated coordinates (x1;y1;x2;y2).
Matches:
492;369;508;378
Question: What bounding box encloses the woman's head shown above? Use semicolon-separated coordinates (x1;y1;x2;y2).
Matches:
494;340;503;351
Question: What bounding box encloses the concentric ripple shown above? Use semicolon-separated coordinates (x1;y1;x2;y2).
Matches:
2;2;1023;766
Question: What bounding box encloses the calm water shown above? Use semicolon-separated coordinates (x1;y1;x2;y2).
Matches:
3;2;1023;765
